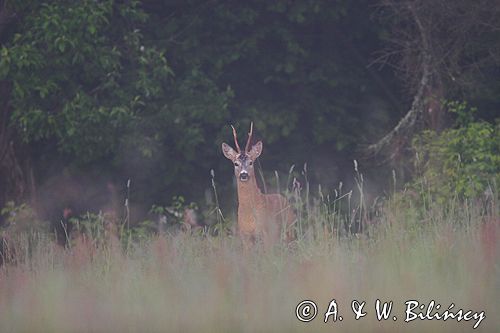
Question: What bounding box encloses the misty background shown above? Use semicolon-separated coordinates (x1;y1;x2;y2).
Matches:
0;0;498;228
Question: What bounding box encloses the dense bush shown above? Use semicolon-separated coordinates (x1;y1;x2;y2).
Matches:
412;102;499;204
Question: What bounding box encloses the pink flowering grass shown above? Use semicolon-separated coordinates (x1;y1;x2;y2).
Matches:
0;199;498;332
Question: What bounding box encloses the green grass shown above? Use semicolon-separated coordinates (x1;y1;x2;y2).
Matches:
0;187;498;332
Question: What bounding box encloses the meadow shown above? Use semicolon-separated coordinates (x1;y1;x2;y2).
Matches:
1;2;498;332
0;180;498;333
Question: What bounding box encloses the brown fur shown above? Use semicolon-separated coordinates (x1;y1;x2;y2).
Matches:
222;124;295;244
236;172;295;244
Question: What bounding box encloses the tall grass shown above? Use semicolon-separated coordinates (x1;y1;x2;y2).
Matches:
0;171;498;332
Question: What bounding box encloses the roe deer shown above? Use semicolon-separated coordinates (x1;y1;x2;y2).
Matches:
222;122;295;244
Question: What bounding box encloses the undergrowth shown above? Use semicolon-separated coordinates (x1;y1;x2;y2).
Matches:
0;165;498;332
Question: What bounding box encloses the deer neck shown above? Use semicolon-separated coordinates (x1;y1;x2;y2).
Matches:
236;176;264;210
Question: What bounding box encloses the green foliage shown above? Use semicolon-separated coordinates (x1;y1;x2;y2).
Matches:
0;201;41;233
2;0;498;213
152;0;390;151
67;212;115;245
150;196;198;227
412;102;499;203
1;0;238;204
1;0;172;162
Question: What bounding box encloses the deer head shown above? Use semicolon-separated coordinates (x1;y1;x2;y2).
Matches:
222;122;262;183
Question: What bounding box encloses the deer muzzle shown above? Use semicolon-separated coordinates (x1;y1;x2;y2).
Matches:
239;171;249;182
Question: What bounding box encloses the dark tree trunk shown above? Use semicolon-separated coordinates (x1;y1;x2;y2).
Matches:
367;0;500;159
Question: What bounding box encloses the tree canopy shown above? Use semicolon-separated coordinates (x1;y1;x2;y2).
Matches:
0;0;498;223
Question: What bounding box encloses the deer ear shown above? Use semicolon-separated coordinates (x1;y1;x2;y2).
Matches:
248;141;263;160
222;143;238;160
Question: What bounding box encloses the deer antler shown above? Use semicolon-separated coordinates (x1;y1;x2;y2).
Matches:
231;125;241;153
245;122;253;153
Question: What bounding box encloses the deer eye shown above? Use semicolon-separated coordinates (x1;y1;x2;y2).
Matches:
248;161;253;166
234;161;240;167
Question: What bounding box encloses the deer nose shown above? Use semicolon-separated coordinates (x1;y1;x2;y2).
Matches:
239;172;249;181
